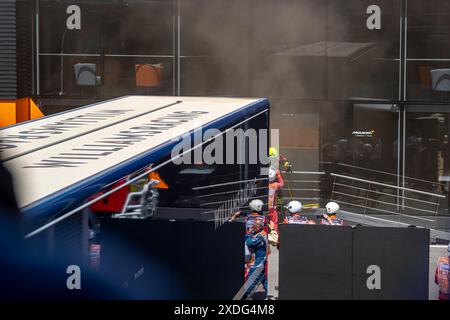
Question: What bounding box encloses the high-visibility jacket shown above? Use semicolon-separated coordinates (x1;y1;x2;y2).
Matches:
268;170;284;210
320;216;344;226
284;215;308;224
435;256;450;300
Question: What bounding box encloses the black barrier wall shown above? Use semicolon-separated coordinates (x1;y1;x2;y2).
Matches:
100;218;244;299
352;227;429;300
279;225;353;300
279;225;429;300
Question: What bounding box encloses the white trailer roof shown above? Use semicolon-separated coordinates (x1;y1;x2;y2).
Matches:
0;96;268;216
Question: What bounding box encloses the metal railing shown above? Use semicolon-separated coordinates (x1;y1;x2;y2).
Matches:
280;171;325;205
113;180;159;219
193;171;326;226
329;173;446;229
336;162;445;191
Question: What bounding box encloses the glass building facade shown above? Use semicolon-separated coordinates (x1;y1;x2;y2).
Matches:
17;0;450;222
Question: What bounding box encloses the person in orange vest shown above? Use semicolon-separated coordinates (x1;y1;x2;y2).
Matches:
435;243;450;300
283;200;314;224
277;201;316;248
320;202;344;226
229;199;269;233
229;199;270;293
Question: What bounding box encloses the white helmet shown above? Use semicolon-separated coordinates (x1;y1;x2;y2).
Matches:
287;201;302;214
249;199;264;213
326;202;340;215
268;168;276;181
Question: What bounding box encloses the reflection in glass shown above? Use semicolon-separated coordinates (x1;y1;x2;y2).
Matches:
404;109;450;225
38;0;174;99
407;0;450;101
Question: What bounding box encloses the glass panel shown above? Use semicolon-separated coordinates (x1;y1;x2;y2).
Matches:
407;0;450;101
180;0;251;96
38;0;102;97
38;0;175;99
103;57;174;97
322;103;399;176
251;0;327;100
327;0;401;101
39;0;102;54
320;102;400;214
39;55;102;97
405;106;450;223
406;61;450;101
102;0;174;56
